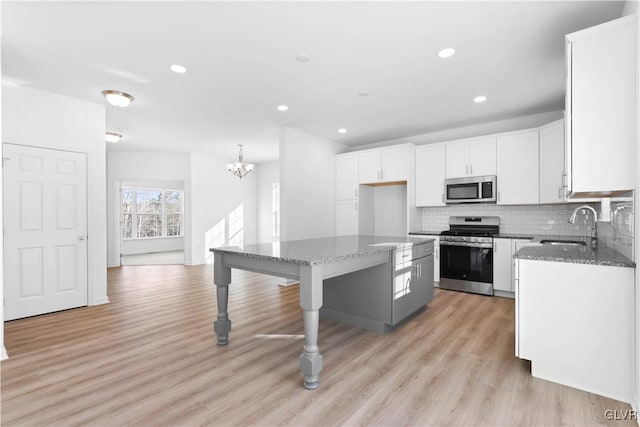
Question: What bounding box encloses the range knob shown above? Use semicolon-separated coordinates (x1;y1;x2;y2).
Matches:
461;237;466;242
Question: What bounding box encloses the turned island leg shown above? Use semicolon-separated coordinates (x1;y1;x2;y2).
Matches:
299;265;324;390
213;252;232;345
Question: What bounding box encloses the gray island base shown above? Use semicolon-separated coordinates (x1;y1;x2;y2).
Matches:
210;235;434;390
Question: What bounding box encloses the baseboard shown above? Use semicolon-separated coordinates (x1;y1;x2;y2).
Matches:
494;290;515;299
91;297;110;306
1;345;8;361
631;396;639;426
107;262;121;268
278;280;299;287
531;365;632;405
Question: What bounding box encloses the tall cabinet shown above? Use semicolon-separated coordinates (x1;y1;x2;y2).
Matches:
565;15;636;197
336;153;359;236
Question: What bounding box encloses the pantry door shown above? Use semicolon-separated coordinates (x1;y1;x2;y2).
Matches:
3;143;88;320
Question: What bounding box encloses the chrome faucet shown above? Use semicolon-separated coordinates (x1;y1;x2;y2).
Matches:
568;205;598;247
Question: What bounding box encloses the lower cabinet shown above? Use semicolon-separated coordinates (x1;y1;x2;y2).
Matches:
515;259;634;401
493;238;535;295
493;238;513;292
410;234;440;284
321;242;434;333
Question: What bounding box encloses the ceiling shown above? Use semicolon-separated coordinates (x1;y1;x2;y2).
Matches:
1;1;625;163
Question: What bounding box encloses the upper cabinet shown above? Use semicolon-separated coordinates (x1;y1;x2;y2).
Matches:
415;144;445;207
496;129;539;205
539;119;565;204
336;153;359;201
566;16;636;197
358;145;408;184
445;137;496;179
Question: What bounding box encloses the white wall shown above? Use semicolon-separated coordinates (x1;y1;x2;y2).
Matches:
2;87;108;331
352;110;564;150
622;0;639;415
106;152;190;265
279;127;346;241
190;152;258;264
257;161;279;243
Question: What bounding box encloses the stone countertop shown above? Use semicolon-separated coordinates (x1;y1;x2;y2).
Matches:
514;243;635;268
409;231;443;236
210;235;435;266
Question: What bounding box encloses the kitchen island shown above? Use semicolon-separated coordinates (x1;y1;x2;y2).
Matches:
210;235;434;390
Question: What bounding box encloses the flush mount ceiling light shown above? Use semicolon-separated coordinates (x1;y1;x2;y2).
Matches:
358;91;370;97
438;48;456;58
277;105;289;111
474;95;488;103
227;144;254;179
105;131;122;143
338;128;348;134
170;64;187;73
102;90;134;107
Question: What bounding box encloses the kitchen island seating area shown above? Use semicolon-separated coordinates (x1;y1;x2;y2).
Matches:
210;235;435;390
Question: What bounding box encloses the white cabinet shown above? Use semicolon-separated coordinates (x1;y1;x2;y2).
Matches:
496;130;539;205
493;238;513;292
358;146;408;184
415;144;445;207
336;200;358;236
566;16;636;197
445;137;496;179
493;238;535;294
336;153;359;201
539;120;566;204
516;259;634;401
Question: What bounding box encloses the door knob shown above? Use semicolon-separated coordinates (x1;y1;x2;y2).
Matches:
79;236;86;241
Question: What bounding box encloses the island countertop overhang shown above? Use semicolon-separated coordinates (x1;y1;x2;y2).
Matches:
209;235;435;266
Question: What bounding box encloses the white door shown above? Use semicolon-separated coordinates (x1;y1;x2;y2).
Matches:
415;144;445;206
444;141;468;178
467;137;497;176
496;130;539;205
358;151;381;184
336;200;358;236
3;144;88;320
493;238;513;292
539;120;565;204
380;147;407;182
336;153;359;200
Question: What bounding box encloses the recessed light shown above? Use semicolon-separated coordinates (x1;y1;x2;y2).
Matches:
105;132;122;143
296;54;311;63
102;90;134;108
438;48;456;58
474;95;488;103
277;105;289;111
170;64;187;73
338;128;348;134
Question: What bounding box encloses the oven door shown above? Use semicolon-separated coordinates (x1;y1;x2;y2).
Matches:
439;241;494;295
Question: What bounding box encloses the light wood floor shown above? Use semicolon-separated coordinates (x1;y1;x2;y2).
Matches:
2;265;634;426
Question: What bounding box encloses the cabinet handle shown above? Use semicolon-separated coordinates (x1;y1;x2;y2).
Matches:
381;170;384;180
558;186;563;199
435;247;438;258
497;192;500;202
355;203;358;211
470;164;473;175
494;244;497;253
441;193;445;203
355;188;358;198
466;164;469;175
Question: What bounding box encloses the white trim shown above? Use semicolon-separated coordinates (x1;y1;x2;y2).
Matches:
532;368;632;405
90;296;110;306
1;345;8;361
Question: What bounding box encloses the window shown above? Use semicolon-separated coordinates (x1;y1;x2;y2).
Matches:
121;187;183;239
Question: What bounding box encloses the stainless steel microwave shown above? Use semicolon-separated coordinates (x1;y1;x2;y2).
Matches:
444;175;497;204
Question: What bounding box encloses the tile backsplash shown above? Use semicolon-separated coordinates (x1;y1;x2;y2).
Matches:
420;197;634;261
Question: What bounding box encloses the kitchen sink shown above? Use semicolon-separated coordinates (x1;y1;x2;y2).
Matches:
539;239;587;246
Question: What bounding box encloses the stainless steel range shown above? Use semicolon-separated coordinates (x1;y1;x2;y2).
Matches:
439;216;499;296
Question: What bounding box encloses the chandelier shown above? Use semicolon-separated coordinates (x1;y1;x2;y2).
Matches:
227;144;254;178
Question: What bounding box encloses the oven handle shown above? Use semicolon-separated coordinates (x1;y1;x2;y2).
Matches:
439;241;493;249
